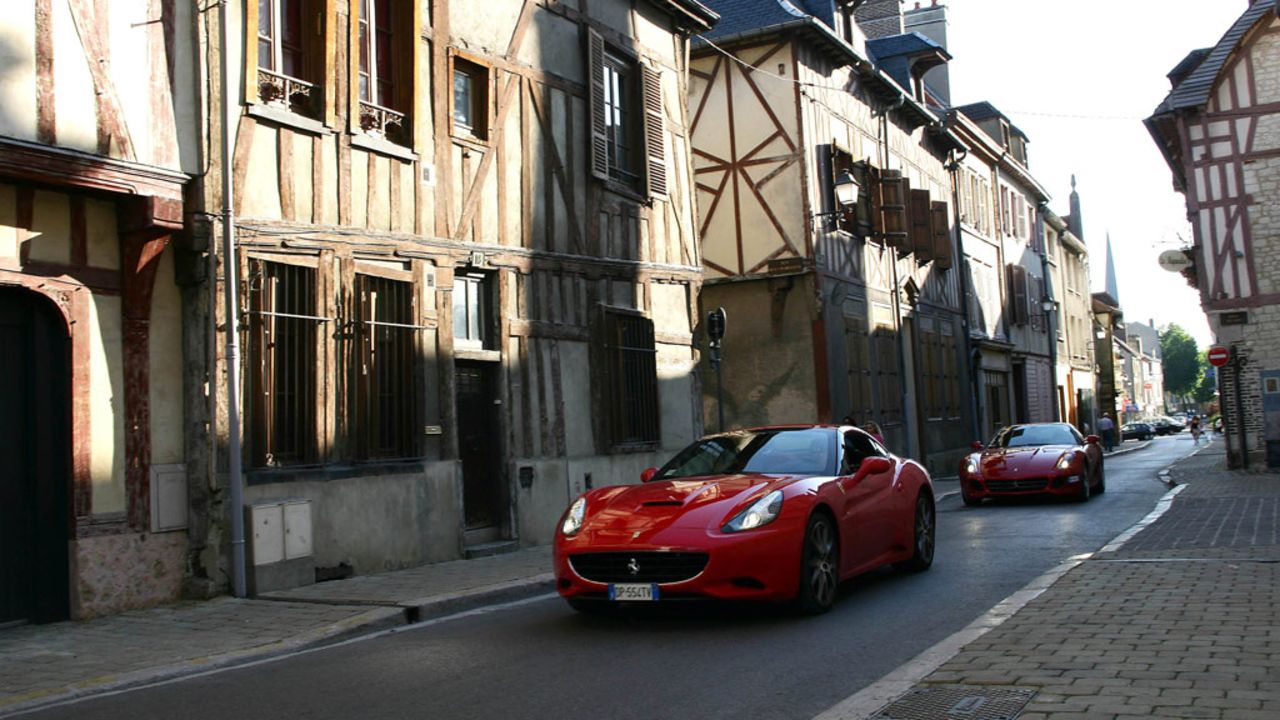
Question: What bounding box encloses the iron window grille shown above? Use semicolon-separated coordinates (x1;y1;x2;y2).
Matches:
602;310;660;447
354;274;422;460
248;260;324;467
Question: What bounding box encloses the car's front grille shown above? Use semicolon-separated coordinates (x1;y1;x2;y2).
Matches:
985;478;1050;493
569;552;709;584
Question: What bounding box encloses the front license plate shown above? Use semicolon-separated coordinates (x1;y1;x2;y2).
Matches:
608;583;659;602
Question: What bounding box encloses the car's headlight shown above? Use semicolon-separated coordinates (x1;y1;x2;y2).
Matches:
963;458;979;476
1056;454;1075;471
561;497;587;537
722;490;783;533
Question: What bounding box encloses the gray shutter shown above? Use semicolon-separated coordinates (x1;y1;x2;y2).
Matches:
587;29;608;181
641;64;666;198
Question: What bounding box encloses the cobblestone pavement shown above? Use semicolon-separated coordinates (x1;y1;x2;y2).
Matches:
887;439;1280;720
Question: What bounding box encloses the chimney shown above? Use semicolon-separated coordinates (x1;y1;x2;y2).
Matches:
903;1;950;105
855;0;905;40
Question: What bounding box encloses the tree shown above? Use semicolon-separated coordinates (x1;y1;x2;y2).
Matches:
1194;356;1218;404
1160;324;1201;397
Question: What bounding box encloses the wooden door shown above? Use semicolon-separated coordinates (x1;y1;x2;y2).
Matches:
456;361;503;530
0;288;71;624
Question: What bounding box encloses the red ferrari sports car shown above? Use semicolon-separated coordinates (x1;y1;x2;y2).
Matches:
958;423;1105;505
553;425;936;615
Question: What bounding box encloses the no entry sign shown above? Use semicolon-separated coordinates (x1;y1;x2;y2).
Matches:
1208;345;1231;367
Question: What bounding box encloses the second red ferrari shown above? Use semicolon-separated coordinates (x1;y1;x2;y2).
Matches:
959;423;1105;505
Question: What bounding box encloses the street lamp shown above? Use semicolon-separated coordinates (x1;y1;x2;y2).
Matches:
833;169;859;209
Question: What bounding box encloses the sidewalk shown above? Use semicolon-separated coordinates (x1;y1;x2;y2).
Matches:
0;546;555;716
841;437;1280;720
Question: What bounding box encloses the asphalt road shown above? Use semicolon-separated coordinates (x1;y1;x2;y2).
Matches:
30;435;1197;720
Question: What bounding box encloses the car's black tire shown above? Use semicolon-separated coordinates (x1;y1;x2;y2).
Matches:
961;489;982;507
1075;472;1092;502
1095;461;1106;494
895;493;935;573
796;511;839;615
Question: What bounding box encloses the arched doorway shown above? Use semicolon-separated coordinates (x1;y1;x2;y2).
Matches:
0;287;71;624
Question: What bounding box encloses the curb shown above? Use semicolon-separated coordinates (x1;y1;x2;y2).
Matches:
0;577;556;718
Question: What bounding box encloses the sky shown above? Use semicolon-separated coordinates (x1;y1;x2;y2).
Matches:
939;0;1250;349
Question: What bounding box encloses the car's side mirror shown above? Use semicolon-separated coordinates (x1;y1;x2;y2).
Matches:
1086;435;1100;445
859;456;893;475
640;467;659;483
970;441;984;450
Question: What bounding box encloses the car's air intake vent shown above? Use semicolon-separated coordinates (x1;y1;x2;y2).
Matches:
986;478;1050;492
569;552;709;584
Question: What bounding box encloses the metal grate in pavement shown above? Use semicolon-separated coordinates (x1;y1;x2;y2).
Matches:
871;685;1036;720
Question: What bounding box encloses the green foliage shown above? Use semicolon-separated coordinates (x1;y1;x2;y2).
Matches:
1160;324;1202;397
1194;358;1218;403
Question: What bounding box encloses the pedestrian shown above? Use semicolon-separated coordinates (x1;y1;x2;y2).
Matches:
1190;415;1202;443
863;421;885;445
1096;413;1116;452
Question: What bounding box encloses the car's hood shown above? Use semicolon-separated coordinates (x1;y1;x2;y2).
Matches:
574;474;805;544
979;445;1073;478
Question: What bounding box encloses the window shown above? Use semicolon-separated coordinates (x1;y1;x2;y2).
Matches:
842;430;886;474
451;57;489;141
843;312;871;417
1007;263;1029;326
249;260;320;467
452;273;490;350
354;274;419;459
601;310;659;447
251;0;326;117
873;327;902;424
587;30;666;197
353;0;416;143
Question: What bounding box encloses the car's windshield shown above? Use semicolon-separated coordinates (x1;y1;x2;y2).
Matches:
655;428;837;479
990;424;1080;448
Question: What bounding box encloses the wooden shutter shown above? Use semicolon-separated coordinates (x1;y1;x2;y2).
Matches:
1008;264;1029;325
641;64;667;198
587;29;608;181
875;170;909;255
909;188;933;262
930;200;952;269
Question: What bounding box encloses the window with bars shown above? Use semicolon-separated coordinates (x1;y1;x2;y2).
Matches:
249;260;320;467
354;274;419;460
601;310;660;447
587;29;666;198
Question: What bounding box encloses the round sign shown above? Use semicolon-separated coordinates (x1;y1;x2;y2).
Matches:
1158;249;1192;273
1208;345;1231;367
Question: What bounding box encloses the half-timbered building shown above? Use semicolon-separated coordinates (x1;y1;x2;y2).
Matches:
1044;200;1096;433
1147;0;1280;468
184;0;717;594
0;1;197;620
688;0;974;476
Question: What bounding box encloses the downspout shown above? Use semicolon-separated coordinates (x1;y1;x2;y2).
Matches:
879;95;915;458
946;146;981;442
1039;208;1059;421
218;0;246;598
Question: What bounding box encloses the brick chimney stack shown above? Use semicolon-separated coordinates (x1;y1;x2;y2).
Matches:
903;1;950;106
855;0;905;40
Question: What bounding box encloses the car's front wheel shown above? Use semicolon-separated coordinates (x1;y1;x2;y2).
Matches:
796;512;839;615
895;493;935;572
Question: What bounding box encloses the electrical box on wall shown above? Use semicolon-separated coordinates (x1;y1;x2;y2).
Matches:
247;499;315;594
150;464;188;532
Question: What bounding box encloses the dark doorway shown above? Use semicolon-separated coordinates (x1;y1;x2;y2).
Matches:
456;360;505;534
0;288;71;624
1012;363;1028;424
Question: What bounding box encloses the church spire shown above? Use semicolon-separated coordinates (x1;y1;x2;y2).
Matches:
1105;232;1120;304
1068;174;1084;240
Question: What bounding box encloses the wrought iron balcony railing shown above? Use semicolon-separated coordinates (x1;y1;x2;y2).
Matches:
258;68;318;118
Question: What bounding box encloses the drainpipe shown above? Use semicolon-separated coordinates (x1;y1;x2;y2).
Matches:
946;146;981;442
218;0;246;598
879;95;916;459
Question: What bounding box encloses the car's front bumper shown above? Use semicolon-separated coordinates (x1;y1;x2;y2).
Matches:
553;520;805;604
962;472;1087;499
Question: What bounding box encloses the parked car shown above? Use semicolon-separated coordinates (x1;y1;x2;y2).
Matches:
958;423;1105;506
1170;414;1187;426
554;425;935;615
1122;422;1156;441
1152;417;1183;435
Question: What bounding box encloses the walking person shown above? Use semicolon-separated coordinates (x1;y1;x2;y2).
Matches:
1190;414;1202;444
1097;413;1116;452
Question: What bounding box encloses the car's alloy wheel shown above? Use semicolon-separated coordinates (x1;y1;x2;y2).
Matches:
797;513;838;614
896;494;935;572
